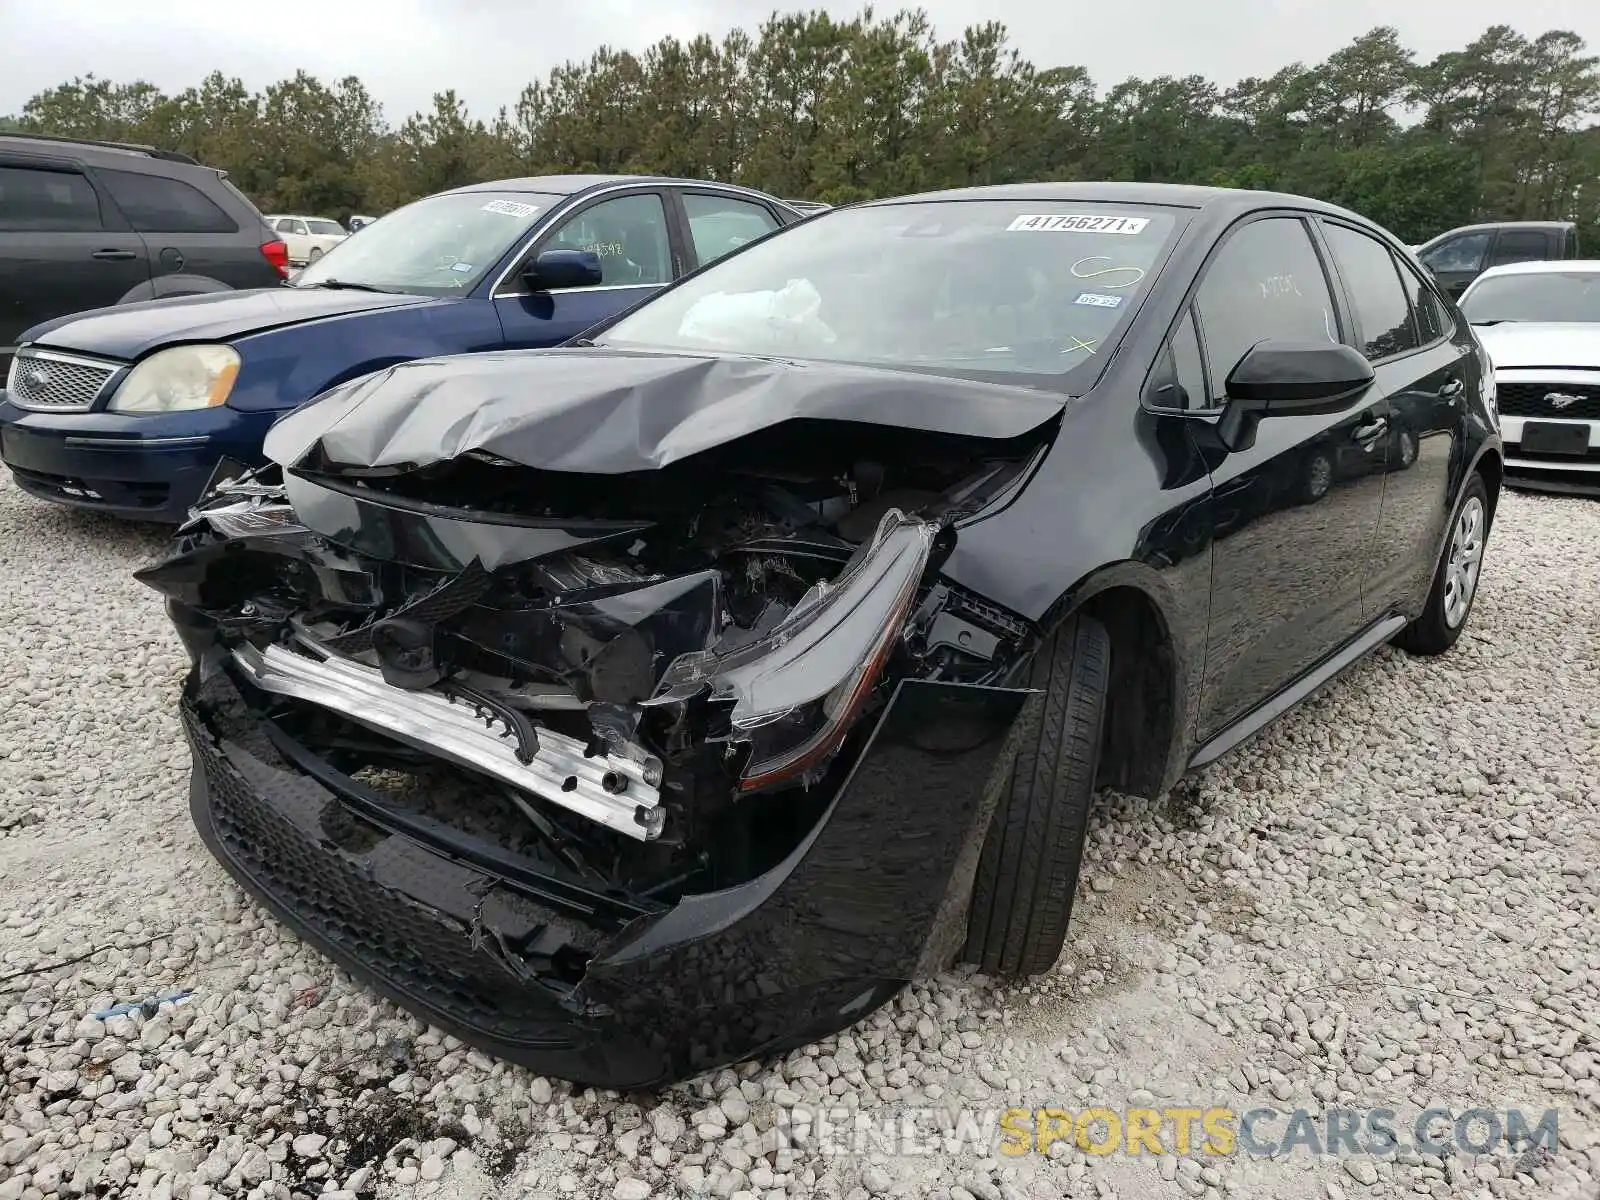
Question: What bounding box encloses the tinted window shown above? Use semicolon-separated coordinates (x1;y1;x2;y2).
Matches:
306;219;344;236
98;169;236;234
1323;223;1419;360
600;201;1184;383
1489;231;1549;267
684;193;779;267
1419;232;1490;274
1147;309;1208;412
546;193;673;286
1195;217;1337;399
0;166;103;231
1402;267;1451;342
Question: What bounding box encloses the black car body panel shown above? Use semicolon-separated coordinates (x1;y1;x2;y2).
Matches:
182;667;1027;1088
138;181;1502;1088
262;347;1066;475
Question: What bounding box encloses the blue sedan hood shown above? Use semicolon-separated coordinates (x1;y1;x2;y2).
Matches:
22;287;440;361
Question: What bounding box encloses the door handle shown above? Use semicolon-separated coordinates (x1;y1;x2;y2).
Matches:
91;249;137;261
1438;377;1465;400
1352;416;1389;446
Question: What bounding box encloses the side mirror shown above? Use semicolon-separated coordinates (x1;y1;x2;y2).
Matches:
1217;341;1375;451
523;249;603;291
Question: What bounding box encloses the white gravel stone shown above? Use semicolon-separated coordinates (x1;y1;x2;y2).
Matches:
0;474;1597;1200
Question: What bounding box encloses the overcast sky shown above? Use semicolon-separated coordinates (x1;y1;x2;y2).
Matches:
2;0;1597;123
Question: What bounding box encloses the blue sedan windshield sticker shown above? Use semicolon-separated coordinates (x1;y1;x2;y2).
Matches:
1007;214;1150;235
450;261;474;273
1074;292;1124;308
481;199;540;218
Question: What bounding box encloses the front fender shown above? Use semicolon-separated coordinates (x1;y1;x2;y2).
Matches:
224;299;505;415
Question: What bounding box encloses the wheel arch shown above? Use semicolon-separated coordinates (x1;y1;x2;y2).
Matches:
117;274;235;304
1040;566;1195;801
1474;445;1503;524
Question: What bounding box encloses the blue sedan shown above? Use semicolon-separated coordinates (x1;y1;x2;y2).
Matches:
0;175;799;521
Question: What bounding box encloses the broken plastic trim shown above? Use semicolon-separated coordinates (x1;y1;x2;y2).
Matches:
230;642;666;840
649;508;938;791
177;463;305;540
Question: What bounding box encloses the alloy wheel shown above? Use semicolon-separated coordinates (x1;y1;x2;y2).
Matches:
1442;495;1485;628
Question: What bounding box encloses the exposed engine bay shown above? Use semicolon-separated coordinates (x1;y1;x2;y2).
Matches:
140;419;1050;917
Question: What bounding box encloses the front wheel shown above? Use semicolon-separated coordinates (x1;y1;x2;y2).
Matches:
1394;472;1491;656
962;613;1110;978
307;247;324;264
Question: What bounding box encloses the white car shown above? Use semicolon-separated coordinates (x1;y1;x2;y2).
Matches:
262;215;348;266
1459;259;1600;492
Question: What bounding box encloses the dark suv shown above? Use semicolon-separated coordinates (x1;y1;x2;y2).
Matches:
0;134;289;369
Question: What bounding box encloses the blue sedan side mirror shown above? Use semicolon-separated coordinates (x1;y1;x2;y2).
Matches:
525;249;603;291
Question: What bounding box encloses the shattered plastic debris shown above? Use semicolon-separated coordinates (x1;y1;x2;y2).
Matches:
92;989;196;1020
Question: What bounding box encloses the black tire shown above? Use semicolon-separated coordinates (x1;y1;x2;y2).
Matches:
308;247;324;263
962;613;1111;978
1394;472;1491;656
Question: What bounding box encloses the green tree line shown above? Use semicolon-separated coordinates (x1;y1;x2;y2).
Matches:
4;8;1598;245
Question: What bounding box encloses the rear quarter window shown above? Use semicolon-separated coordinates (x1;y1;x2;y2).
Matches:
98;168;239;234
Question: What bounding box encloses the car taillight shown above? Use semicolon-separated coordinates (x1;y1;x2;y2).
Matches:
260;240;290;279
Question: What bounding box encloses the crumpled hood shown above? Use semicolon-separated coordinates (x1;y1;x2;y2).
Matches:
1474;322;1600;370
23;287;441;362
265;346;1066;475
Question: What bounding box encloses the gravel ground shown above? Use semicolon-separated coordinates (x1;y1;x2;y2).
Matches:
1;470;1597;1200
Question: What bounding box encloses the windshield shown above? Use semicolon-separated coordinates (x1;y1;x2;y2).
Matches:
291;190;561;296
306;219;345;236
596;200;1185;383
1461;271;1600;324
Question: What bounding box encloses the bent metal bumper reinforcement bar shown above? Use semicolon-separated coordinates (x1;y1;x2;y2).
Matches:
229;642;665;841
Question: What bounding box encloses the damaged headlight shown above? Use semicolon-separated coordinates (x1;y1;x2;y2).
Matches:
650;508;937;791
108;345;241;413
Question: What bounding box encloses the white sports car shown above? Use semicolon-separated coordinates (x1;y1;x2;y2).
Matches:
1459;259;1600;494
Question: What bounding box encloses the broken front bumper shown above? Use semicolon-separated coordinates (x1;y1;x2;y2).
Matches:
183;667;1030;1089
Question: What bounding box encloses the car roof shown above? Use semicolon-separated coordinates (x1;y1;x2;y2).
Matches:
439;175;789;204
1471;259;1600;281
0;132;201;166
857;181;1374;221
1432;220;1577;235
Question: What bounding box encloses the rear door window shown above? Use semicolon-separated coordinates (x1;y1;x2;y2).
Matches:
683;193;781;268
1489;230;1551;267
1322;222;1421;360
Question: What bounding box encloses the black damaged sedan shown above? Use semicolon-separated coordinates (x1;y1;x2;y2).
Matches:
138;183;1502;1088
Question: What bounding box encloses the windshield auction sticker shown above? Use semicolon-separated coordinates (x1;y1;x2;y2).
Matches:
1007;214;1150;235
481;199;540;218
